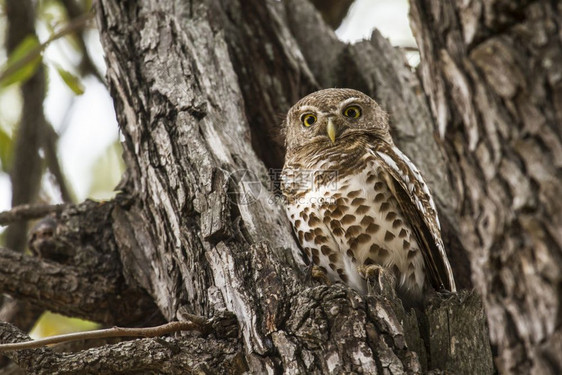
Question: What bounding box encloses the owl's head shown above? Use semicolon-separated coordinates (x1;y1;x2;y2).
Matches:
283;88;391;155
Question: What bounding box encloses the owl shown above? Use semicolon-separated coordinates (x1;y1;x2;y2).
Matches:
281;88;456;300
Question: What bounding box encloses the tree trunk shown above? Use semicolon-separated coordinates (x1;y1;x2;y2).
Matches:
0;0;559;374
410;1;562;373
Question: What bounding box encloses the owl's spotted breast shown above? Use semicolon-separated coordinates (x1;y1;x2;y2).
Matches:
283;151;426;295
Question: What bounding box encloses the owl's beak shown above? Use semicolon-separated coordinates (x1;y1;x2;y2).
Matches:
327;118;337;143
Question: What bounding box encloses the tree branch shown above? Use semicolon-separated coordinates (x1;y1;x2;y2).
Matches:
0;321;207;352
309;0;354;29
0;247;160;326
0;322;244;375
0;203;66;226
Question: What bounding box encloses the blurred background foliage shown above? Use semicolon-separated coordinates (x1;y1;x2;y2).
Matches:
0;0;413;338
0;0;121;339
0;0;121;213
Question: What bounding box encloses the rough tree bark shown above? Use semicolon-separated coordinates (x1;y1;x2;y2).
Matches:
410;1;562;374
0;0;559;374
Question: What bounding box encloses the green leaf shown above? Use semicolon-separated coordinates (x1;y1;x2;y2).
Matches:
0;125;13;171
30;311;99;338
55;65;85;95
0;35;42;88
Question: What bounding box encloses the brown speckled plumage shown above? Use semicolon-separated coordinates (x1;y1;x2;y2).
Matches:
281;88;456;299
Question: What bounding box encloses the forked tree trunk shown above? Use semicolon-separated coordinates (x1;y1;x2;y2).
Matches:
0;0;560;374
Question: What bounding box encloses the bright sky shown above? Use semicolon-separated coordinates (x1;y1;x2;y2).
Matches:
0;0;414;212
337;0;414;45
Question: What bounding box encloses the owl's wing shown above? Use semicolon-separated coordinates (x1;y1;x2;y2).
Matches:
370;145;457;292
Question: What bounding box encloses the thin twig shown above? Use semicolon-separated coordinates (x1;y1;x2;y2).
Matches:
400;46;419;52
0;320;209;352
42;124;75;203
0;203;67;226
60;0;105;83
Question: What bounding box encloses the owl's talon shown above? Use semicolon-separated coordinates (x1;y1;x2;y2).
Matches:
358;264;385;280
310;265;331;286
434;288;457;300
359;264;397;297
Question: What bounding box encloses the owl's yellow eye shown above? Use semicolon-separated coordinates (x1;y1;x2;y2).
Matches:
301;113;317;127
343;105;361;118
